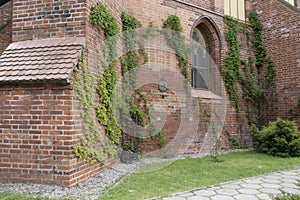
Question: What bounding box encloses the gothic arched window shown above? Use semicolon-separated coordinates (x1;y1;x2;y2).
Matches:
191;28;209;89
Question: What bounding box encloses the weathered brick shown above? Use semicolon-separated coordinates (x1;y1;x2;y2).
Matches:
252;0;300;126
2;0;296;188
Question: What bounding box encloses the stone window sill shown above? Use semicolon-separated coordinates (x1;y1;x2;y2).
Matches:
191;88;222;100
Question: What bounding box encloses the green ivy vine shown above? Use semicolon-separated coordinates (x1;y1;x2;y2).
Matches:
223;13;277;127
120;12;150;154
73;3;122;163
73;52;114;164
163;15;191;81
222;16;241;111
90;3;121;145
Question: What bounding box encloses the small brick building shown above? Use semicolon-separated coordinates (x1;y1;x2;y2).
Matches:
0;0;299;186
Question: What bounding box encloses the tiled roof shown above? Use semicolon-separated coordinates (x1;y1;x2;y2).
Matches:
0;37;86;82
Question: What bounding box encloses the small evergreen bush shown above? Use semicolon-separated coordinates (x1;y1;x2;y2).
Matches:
251;118;300;157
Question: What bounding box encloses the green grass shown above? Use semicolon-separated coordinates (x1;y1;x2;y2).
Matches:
0;193;71;200
100;151;300;200
0;192;51;200
1;151;299;200
274;192;300;200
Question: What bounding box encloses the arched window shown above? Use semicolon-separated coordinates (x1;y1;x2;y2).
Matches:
191;28;209;89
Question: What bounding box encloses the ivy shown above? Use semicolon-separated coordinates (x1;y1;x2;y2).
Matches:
120;12;150;155
90;3;119;38
90;3;119;60
223;16;241;111
89;3;122;146
223;13;277;127
162;15;183;32
73;52;114;164
73;3;121;164
249;12;267;70
243;13;276;126
163;15;191;81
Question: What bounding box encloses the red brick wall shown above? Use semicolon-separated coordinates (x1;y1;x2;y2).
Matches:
12;0;86;42
169;0;214;11
0;0;125;187
0;0;257;187
0;1;12;55
0;81;115;186
125;0;250;150
85;0;125;75
253;0;300;127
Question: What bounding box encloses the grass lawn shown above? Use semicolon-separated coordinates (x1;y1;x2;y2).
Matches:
0;151;299;200
274;192;300;200
100;151;300;200
0;192;51;200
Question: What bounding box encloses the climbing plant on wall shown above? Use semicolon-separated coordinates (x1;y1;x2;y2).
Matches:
73;3;122;163
90;3;122;146
75;4;172;163
222;16;241;112
120;12;150;155
223;13;277;127
163;15;192;81
73;52;115;164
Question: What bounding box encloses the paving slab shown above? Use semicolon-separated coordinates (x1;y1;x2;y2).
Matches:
240;183;262;189
186;196;210;200
193;190;216;197
256;193;272;200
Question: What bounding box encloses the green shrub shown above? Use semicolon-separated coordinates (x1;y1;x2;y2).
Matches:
251;118;300;157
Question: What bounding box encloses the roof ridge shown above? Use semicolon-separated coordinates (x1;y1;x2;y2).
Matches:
7;37;86;50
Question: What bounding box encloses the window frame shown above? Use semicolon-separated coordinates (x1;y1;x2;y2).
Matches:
284;0;295;6
191;27;210;90
224;0;245;21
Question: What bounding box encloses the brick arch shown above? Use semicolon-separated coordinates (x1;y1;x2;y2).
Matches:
190;16;222;67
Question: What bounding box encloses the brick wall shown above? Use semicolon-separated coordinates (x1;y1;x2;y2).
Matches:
0;0;256;187
0;81;115;186
0;1;12;55
171;0;214;11
253;0;300;127
12;0;86;42
0;0;125;187
125;0;251;151
85;0;125;75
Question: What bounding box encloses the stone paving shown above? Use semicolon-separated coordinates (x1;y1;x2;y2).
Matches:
155;168;300;200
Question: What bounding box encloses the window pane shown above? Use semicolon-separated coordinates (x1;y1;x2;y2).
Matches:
191;28;209;89
192;67;208;89
192;29;208;67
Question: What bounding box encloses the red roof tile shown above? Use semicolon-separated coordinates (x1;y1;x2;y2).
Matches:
0;37;86;82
